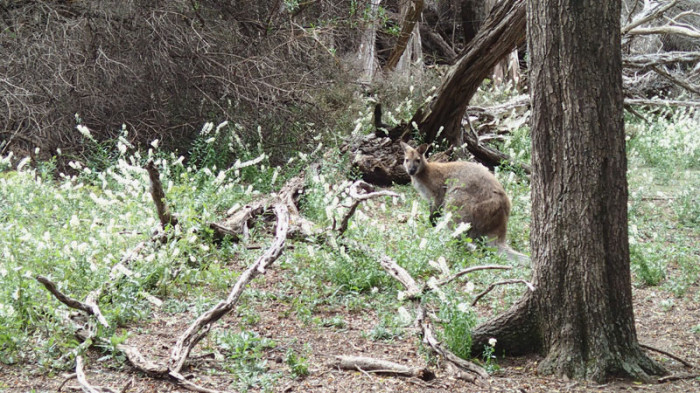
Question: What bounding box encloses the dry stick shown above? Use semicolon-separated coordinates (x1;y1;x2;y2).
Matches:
57;373;77;392
658;372;700;383
336;181;399;236
627;25;700;38
335;355;435;381
623;51;700;70
650;65;700;96
146;160;178;229
35;275;109;328
75;356;103;393
640;343;696;368
378;256;489;379
416;305;490;379
621;0;679;34
625;98;700;107
437;265;512;287
169;204;290;374
471;279;535;306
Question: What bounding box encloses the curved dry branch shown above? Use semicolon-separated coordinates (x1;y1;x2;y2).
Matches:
471;278;535;306
335;181;400;236
169;204;290;374
35;275;109;328
378;256;489;379
622;0;680;34
75;356;104;393
627;25;700;38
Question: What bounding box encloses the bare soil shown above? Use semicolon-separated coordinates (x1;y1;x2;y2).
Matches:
2;260;698;393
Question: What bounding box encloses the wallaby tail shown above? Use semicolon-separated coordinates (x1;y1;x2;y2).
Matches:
497;244;530;265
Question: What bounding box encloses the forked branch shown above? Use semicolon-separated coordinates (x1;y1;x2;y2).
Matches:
169;204;290;374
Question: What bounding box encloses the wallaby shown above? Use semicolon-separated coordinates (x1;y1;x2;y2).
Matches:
400;141;527;262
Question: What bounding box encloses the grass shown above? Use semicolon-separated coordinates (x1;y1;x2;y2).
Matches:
0;93;697;391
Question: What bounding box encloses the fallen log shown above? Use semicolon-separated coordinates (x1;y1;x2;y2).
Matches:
334;355;435;381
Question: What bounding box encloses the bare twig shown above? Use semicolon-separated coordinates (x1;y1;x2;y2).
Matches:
437;265;512;287
622;0;680;34
640;343;696;368
471;279;535;306
416;306;490;379
650;65;700;96
336;181;399;236
625;98;700;107
624;51;700;70
627;25;700;38
658;372;700;383
57;373;77;392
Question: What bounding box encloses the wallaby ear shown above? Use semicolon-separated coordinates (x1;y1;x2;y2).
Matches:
416;143;430;156
399;141;412;153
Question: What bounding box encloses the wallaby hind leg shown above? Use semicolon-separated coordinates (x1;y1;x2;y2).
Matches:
461;197;510;242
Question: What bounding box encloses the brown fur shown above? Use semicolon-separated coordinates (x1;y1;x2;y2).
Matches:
401;142;525;261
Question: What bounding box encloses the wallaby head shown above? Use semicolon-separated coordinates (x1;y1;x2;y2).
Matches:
400;141;429;176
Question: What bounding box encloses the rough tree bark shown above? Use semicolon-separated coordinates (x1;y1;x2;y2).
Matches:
469;0;667;382
411;0;525;146
385;0;425;72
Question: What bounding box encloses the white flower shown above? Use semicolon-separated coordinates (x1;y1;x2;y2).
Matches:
451;222;472;238
488;338;497;347
419;238;427;249
465;281;475;294
76;125;94;140
69;215;80;227
150;139;160;149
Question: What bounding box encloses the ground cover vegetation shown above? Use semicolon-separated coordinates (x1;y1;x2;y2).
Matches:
0;82;698;391
1;0;699;391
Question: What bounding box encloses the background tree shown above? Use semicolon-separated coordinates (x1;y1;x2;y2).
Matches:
469;0;668;382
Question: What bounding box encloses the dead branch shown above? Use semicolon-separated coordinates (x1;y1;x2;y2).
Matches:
416;307;490;379
379;256;421;298
622;0;680;34
640;343;696;368
335;181;399;236
334;355;435;380
471;279;535;306
625;98;700;107
211;171;314;241
146;160;178;229
623;51;700;70
35;275;109;328
658;372;700;383
170;204;289;374
463;115;531;174
627;25;700;38
75;356;103;393
437;265;512;287
57;373;77;392
650;65;700;96
385;0;425;72
378;256;489;379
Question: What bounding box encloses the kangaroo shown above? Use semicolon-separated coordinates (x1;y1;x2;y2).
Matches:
400;141;527;262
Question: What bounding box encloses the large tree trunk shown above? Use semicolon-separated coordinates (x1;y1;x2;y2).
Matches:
411;0;525;146
470;0;666;383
